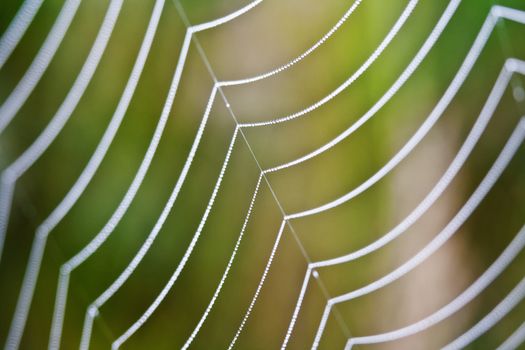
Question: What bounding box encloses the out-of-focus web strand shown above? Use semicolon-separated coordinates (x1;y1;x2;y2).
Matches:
0;0;124;264
0;0;82;134
0;0;45;70
106;0;420;348
49;0;365;346
313;116;525;348
344;220;525;349
4;0;165;348
310;8;525;347
286;56;525;349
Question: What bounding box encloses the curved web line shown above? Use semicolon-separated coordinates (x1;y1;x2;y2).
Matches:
188;0;263;32
262;0;462;174
180;173;263;350
283;58;525;348
496;321;525;350
76;88;207;349
0;0;124;264
0;0;44;69
219;0;363;86
312;62;520;269
314;59;525;268
441;278;525;350
177;7;525;344
109;126;240;350
10;0;268;348
52;3;409;340
50;0;262;347
285;6;525;220
235;2;517;347
200;5;525;350
166;0;479;347
311;115;525;349
3;1;522;349
62;0;362;328
53;0;364;343
62;0;384;345
3;0;165;348
77;3;520;350
97;0;418;347
238;0;418;128
52;0;301;347
57;25;196;350
0;0;82;134
345;223;525;349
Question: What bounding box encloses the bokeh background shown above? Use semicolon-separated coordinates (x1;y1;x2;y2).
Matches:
0;0;525;349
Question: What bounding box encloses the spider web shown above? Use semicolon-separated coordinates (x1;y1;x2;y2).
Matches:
0;0;525;349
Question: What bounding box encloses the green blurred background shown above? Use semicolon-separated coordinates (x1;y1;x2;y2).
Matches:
0;0;525;348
